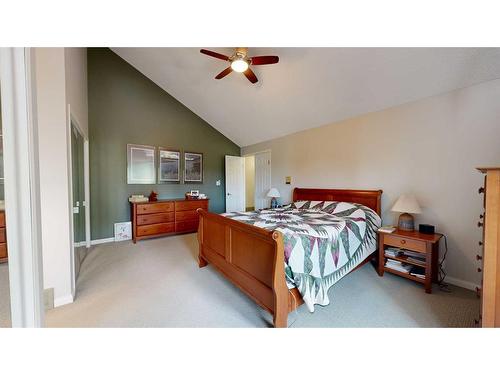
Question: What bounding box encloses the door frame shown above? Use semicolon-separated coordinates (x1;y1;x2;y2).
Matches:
0;47;45;327
242;150;272;209
66;105;90;297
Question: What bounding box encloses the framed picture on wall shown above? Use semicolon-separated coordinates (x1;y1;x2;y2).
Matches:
127;144;156;184
184;152;203;183
158;148;180;183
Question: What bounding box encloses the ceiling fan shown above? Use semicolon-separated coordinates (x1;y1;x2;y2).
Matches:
200;47;279;84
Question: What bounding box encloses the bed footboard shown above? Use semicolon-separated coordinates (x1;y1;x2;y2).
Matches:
197;209;289;328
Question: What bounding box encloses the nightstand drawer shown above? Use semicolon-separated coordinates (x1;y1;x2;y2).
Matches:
384;234;426;253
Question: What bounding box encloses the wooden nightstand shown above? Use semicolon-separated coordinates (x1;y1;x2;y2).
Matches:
378;229;443;293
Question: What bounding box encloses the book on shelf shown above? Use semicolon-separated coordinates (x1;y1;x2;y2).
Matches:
409;265;425;279
378;226;396;233
385;259;413;273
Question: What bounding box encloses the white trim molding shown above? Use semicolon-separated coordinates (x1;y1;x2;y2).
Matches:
54;294;74;307
0;48;45;327
445;276;479;292
90;237;115;245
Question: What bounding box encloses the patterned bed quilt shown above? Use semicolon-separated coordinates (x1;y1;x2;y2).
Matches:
222;201;381;312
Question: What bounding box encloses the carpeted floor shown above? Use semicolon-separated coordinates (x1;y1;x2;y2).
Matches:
0;263;11;328
42;233;479;328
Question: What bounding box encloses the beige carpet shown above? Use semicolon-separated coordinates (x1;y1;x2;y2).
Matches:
44;233;479;328
0;263;11;328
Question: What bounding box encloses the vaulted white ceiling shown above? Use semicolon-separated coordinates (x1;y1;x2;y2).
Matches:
111;48;500;147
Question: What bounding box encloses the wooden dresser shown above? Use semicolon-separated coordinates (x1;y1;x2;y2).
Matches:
0;210;7;263
477;167;500;327
131;198;209;243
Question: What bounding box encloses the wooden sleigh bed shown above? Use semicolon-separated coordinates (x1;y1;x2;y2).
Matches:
197;188;382;328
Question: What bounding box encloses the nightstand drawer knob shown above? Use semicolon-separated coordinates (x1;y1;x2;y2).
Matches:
400;240;406;245
476;254;482;261
477;221;483;228
477;267;482;273
478;187;485;194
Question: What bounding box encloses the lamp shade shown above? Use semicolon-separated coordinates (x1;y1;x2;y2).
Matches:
391;194;422;214
267;188;280;198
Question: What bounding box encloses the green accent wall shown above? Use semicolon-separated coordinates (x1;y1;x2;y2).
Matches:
88;48;240;240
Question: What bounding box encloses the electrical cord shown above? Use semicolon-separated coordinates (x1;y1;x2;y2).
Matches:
437;233;451;293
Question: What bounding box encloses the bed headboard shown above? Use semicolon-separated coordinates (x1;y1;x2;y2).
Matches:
292;188;383;216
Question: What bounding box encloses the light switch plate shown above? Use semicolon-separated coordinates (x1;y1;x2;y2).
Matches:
285;176;292;185
216;180;221;186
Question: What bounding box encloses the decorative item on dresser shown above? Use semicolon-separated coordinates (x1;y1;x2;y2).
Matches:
0;210;7;263
476;167;500;328
131;198;209;243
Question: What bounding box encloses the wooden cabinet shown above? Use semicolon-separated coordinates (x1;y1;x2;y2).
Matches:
0;211;7;263
477;167;500;327
131;198;209;243
378;229;442;293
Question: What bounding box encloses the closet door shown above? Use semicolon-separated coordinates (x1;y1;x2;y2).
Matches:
225;155;245;213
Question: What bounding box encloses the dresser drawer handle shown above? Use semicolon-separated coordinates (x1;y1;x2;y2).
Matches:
400;240;406;245
477;221;483;228
478;267;482;273
479;241;483;246
476;254;482;261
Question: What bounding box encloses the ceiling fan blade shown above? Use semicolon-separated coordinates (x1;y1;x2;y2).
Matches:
243;68;258;84
250;55;279;65
200;49;230;61
215;67;233;79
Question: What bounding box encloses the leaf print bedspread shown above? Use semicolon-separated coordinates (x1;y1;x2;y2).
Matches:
222;201;381;312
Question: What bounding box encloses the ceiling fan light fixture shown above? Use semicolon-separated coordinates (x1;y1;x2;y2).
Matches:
230;59;249;73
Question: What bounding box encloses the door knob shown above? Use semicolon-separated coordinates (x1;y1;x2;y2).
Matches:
227;193;232;196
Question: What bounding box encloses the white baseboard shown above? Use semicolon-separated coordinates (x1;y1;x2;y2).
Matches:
90;237;115;245
445;276;479;291
54;294;74;307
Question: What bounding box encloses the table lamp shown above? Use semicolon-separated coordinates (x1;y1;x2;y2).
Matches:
391;194;422;231
267;188;280;209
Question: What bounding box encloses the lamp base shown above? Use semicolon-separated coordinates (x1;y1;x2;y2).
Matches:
398;213;415;231
270;197;278;209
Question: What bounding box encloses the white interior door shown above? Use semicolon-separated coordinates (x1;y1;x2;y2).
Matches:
254;151;271;209
225;155;245;212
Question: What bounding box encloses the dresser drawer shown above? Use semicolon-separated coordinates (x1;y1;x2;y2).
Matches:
175;210;200;222
0;212;5;228
137;223;175;237
0;243;7;260
175;200;208;212
0;228;6;243
175;220;199;233
137;202;174;215
384;234;426;253
137;212;174;225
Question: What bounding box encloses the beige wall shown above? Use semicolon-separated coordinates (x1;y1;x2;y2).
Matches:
65;48;88;138
243;78;500;288
35;47;88;306
245;155;255;208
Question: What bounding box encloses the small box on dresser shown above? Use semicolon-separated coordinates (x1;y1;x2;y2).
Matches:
131;198;209;243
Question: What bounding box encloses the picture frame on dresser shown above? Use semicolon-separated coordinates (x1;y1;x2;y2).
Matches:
158;148;181;183
127;144;156;184
184;151;203;183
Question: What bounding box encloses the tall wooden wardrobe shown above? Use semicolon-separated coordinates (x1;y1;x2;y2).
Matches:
477;167;500;327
